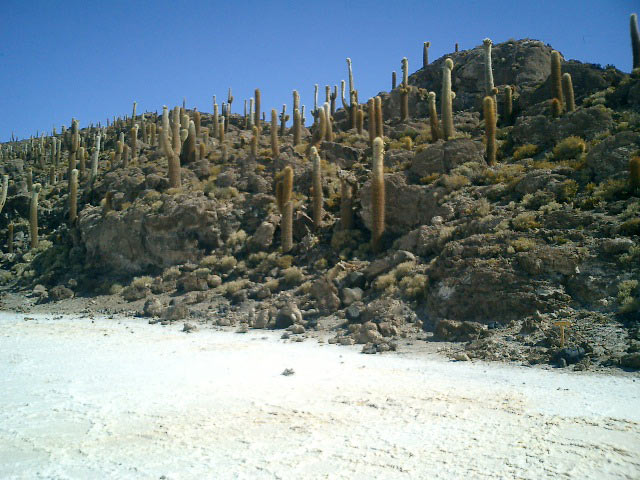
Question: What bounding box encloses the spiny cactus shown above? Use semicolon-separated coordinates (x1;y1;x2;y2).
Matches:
254;88;261;132
311;146;323;230
115;140;123;168
310;108;326;149
368;98;376;145
442;58;455;140
180;121;196;164
78;146;86;175
280;166;294;253
347;57;355;105
483;96;497;166
279;104;289;137
150;122;157;146
123;144;130;168
503;86;513;124
29;184;41;249
551;98;562;118
26;167;33;192
423;41;430;67
90;134;101;181
271;109;279;158
161;106;181;188
199;141;207;161
330;85;337;116
69;168;78;224
0;174;8;214
171;106;181;153
313;84;319;124
340;80;350;123
371;137;385;253
428;92;440;141
562;73;575;112
375;96;383;138
251;126;259;158
213;100;219;138
356;106;364;135
293;108;301;145
340;177;353;230
630;156;640;189
482;39;495;97
550;50;563;108
391;71;397;90
219;116;225;143
632;13;640;70
131;101;137;128
400;57;410;122
194;110;201;136
323;102;333;141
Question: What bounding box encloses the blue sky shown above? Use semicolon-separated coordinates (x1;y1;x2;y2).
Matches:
0;0;634;142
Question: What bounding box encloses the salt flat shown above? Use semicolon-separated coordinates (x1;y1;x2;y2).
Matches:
0;312;638;479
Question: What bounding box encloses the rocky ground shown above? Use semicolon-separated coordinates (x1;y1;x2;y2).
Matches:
1;38;640;372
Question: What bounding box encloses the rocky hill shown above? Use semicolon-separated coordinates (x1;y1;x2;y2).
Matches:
1;34;639;371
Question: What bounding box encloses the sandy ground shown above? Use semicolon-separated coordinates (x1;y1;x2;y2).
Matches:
1;312;639;479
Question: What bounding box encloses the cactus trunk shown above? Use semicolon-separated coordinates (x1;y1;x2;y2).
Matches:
371;137;385;253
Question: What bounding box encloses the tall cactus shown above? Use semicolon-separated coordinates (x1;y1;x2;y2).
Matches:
271;109;279;158
131;101;137;128
26;167;33;192
0;174;8;214
280;166;294;252
371;137;385;253
483;96;496;166
311;146;323;230
346;58;355;107
550;50;563;107
423;41;430;68
310;108;326;149
69;169;78;225
180;120;196;164
254;88;261;132
503;86;513;124
213;99;219;138
428;92;440;141
632;13;640;70
357;106;364;135
161;106;181;188
441;58;455;140
323;102;333;141
29;184;41;249
368;98;376;145
375;96;383;138
251;126;259;158
483;39;495;97
90;134;101;181
391;71;397;90
562;73;575;112
400;57;410;122
293;108;301;145
279;104;289;137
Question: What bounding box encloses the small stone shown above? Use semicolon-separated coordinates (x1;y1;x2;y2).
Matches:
281;368;295;376
338;336;355;346
288;324;306;334
341;287;363;306
345;305;362;322
236;324;249;333
454;352;470;362
183;322;197;333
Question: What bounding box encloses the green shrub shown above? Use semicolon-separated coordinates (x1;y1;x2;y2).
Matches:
512;212;540;231
620;218;640;236
553;136;586;160
513;143;538;160
617;280;639;314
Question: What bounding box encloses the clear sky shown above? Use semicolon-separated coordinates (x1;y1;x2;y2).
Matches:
0;0;634;142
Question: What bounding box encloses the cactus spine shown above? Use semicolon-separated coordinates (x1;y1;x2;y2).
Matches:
311;146;323;230
271;109;279;157
161;106;181;188
428;92;440;141
562;73;575;112
442;58;455;140
423;41;430;68
630;156;640;190
400;57;410;122
371;137;385;253
632;13;640;70
69;169;78;224
550;50;563;108
483;96;496;166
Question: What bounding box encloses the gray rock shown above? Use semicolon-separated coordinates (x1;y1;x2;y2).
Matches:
143;298;163;317
601;238;634;255
310;278;341;313
183;322;197;333
49;285;74;301
248;221;276;252
162;304;188;321
341;287;363;306
410;138;485;179
345;304;362;323
275;303;303;329
586;131;640;182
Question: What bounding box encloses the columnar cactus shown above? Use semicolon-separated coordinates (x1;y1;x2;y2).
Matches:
323;102;333;141
131;101;137;128
251;126;259;158
503;86;513;124
428;92;440;141
391;71;397;90
279;104;289;137
550;50;563;107
150;122;156;146
49;166;55;185
161;106;181;188
400;57;410;122
340;177;353;230
0;174;8;214
90;134;101;181
441;58;455;140
551;98;562;118
310;108;326;148
29;184;41;249
130;125;138;162
371;137;385;253
483;39;495;97
69;119;79;178
630;156;640;189
280;166;294;252
180;121;196;164
562;73;575;112
248;98;254;128
340;80;350;123
219;117;225;143
69;168;78;224
423;41;430;68
347;58;355;106
213;100;219;138
357;107;364;135
26;167;33;192
313;84;319;123
171;107;181;152
254;88;261;132
330;86;337;116
632;13;640;70
141;114;148;144
78;146;86;175
115;140;123;168
483;96;496;166
368;98;376;145
194;110;201;136
375;96;383;138
271;109;279;158
311;146;323;230
293;109;301;145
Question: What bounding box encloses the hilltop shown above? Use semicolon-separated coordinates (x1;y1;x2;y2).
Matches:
1;35;639;372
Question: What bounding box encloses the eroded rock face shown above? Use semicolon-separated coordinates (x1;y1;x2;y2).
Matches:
359;173;453;235
585;131;640;182
79;193;236;275
410;139;485;179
